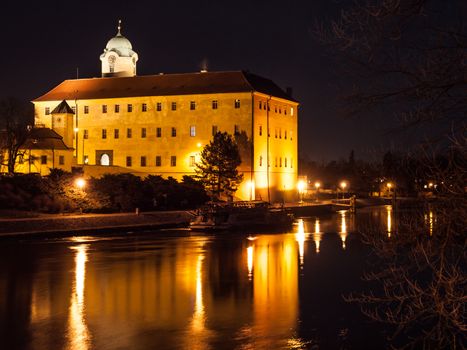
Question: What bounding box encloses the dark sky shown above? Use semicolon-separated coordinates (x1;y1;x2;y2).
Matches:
0;0;408;161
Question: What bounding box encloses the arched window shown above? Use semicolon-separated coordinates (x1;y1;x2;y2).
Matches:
100;153;110;166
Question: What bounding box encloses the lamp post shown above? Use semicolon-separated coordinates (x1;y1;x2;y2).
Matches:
314;181;321;202
74;177;86;213
340;181;347;199
297;180;306;204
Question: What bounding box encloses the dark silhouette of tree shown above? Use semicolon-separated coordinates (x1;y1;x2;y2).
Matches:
196;132;243;201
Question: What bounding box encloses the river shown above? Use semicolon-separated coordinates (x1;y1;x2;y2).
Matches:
0;206;432;349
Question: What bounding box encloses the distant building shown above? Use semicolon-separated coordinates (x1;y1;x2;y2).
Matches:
32;22;298;201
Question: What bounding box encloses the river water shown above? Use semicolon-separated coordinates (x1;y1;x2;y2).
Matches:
0;206;422;350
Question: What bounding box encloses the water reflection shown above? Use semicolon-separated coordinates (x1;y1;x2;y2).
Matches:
313;218;322;253
68;244;90;350
386;206;392;237
339;211;348;250
296;219;306;267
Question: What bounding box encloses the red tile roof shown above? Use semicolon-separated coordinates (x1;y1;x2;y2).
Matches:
34;71;297;102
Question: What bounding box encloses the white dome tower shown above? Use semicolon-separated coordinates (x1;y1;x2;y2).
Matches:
100;20;138;77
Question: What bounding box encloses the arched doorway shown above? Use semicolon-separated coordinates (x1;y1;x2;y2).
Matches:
100;153;110;166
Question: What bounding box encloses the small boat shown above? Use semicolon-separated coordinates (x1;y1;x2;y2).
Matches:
189;201;294;232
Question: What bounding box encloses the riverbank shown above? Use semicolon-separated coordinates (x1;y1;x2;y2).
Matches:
0;210;193;239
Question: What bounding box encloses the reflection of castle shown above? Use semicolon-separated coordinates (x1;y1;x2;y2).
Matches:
29;22;298;201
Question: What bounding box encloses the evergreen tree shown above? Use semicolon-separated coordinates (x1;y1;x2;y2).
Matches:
196;132;243;201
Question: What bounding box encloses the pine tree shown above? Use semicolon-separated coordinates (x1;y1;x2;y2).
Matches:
196;132;243;201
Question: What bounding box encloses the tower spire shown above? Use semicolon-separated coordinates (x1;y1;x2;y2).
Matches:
117;19;122;35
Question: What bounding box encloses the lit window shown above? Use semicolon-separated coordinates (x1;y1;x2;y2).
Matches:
285;158;288;167
212;125;218;136
259;156;263;167
115;104;120;113
190;125;196;137
156;102;162;111
234;125;240;135
189;156;195;167
212;100;218;109
114;129;119;139
156;127;161;137
59;155;64;165
171;156;176;167
290;107;294;116
171;102;177;111
141;128;146;138
83;130;89;139
84;106;89;114
84;155;89;164
234;99;240;108
102;105;107;113
190;101;196;110
41;155;47;164
127;104;133;112
45;107;50;115
171;127;176;137
126;156;132;167
127;128;132;138
141;156;146;167
102;129;107;139
259;125;262;136
155;156;161;167
142;103;147;112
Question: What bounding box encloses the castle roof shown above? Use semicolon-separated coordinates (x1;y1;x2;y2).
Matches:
51;100;75;114
34;71;297;103
23;128;71;150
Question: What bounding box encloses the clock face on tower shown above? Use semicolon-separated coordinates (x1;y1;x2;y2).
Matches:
108;55;116;64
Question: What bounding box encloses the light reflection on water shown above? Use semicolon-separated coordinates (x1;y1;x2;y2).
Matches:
0;206;408;350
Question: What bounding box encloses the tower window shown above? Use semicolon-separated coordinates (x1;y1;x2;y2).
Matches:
279;128;282;139
171;102;177;111
59;155;65;165
41;155;47;164
115;104;120;113
190;101;196;110
171;156;177;167
156;102;162;111
155;156;161;167
285;130;287;139
189;156;196;167
83;130;89;139
290;107;294;116
141;156;147;167
102;105;107;113
259;101;262;109
141;128;146;138
234;99;240;108
127;128;132;138
142;103;147;112
171;127;176;137
280;158;282;167
126;156;132;167
259;156;263;167
84;106;89;114
45;107;50;115
212;125;218;136
259;125;262;136
114;129;119;139
156;127;162;137
285;158;288;167
102;129;107;139
212;100;218;109
190;125;196;137
127;104;133;112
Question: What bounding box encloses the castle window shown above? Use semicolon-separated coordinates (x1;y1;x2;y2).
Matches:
171;127;176;137
102;105;107;113
259;125;262;136
127;128;132;138
142;103;147;112
114;129;119;139
190;101;196;110
155;156;161;167
234;99;240;108
285;158;288;167
41;155;47;164
190;126;196;137
259;101;262;109
59;155;65;165
189;156;196;167
156;127;161;137
279;108;282;114
259;156;263;167
127;104;133;112
290;131;293;140
84;106;89;114
284;108;287;115
268;128;270;137
83;130;89;139
171;102;177;111
280;158;282;167
212;100;218;109
290;107;294;116
102;129;107;139
212;125;218;136
156;102;162;111
279;129;282;139
115;105;120;113
171;156;176;167
126;156;132;167
141;128;146;138
234;125;240;135
141;156;147;167
275;157;277;167
275;107;277;113
45;107;50;115
275;129;277;138
284;130;287;139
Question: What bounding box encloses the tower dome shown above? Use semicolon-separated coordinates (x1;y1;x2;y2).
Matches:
100;20;138;77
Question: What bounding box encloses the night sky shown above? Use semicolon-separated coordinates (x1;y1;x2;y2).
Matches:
0;0;412;161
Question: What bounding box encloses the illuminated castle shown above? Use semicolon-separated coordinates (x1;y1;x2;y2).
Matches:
31;22;298;201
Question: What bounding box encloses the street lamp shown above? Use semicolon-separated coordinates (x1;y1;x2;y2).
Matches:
297;180;307;204
314;181;321;202
340;181;347;199
75;177;86;190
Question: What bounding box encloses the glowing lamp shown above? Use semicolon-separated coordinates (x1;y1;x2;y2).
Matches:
314;181;321;189
340;181;347;190
297;180;307;193
75;178;86;189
